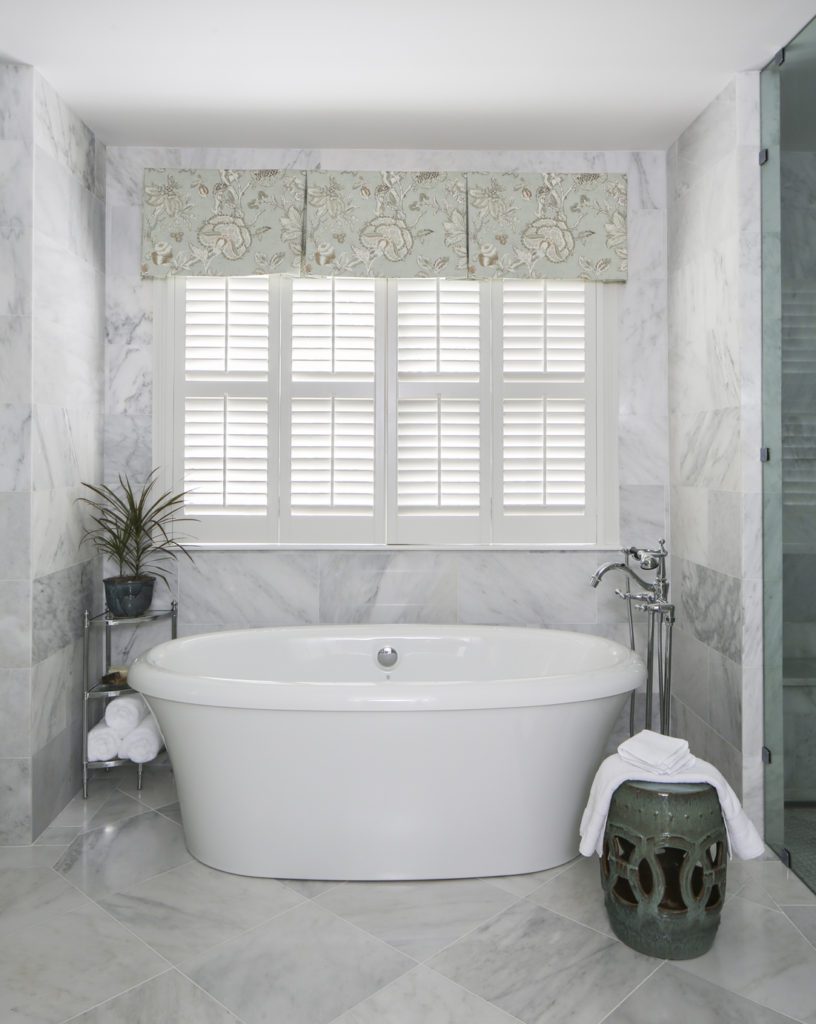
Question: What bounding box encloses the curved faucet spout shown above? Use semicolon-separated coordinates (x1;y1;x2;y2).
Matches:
589;561;655;592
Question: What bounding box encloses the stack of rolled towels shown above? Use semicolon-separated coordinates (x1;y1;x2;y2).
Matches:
87;694;164;764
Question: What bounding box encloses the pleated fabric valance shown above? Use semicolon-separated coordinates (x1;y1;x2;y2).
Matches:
141;168;627;282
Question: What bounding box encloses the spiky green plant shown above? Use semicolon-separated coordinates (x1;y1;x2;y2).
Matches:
78;470;194;584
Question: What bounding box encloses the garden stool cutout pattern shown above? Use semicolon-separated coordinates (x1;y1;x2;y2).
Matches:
600;780;727;959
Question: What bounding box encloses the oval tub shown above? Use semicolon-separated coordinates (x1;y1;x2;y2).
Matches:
130;625;643;880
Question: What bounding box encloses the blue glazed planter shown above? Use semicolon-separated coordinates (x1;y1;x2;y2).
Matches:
104;576;155;618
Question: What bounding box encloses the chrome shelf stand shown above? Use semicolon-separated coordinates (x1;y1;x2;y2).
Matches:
82;600;177;798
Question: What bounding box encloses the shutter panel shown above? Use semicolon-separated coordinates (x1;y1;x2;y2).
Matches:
390;280;487;543
493;280;597;543
281;278;382;541
177;277;274;537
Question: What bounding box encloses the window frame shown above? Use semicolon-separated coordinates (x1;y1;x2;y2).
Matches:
153;277;620;549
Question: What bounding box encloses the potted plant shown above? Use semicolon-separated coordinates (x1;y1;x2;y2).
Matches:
78;470;194;618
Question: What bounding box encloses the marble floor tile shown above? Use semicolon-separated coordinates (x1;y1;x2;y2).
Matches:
334;965;520;1024
727;858;816;909
115;766;178;809
50;777;118;828
99;859;305;963
279;877;346;898
55;810;191;897
0;902;165;1024
183;900;413;1024
156;800;182;824
84;789;148;831
605;963;799;1023
428;901;656;1024
0;863;88;935
33;824;80;845
781;905;816;949
0;843;70;869
484;859;576;898
67;969;243;1023
316;878;517;960
526;856;612;936
678;896;816;1023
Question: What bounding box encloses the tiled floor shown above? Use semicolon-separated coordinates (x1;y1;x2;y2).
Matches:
4;767;816;1023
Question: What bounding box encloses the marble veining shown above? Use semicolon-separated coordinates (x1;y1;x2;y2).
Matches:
34;72;103;198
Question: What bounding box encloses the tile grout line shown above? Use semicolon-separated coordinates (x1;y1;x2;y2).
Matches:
422;961;529;1024
595;960;665;1024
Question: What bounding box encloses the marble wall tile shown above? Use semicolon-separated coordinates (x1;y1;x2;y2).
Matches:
669;625;710;723
0;756;31;843
671;407;741;491
31;716;84;836
30;638;83;755
457;551;599;626
33;234;104;347
707;490;742;579
32;558;96;664
33;72;102;198
0;221;32;317
104;413;152;486
0;64;33;141
708;649;742;750
0;668;30;757
627;210;667;281
178;551;319;627
31;485;90;577
319;551;458;624
0;491;30;580
106;276;153;417
0;579;31;668
32;316;104;409
34;147;105;270
31;404;101;491
619;485;666;547
0;140;32;222
676;557;742;664
673;80;736;198
0;403;31;492
0;315;31;403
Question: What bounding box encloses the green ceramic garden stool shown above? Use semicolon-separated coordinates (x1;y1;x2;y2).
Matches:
600;780;727;960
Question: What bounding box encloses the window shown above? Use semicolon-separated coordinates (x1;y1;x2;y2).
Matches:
154;276;618;546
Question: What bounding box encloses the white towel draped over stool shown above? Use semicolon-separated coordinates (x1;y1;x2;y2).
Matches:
104;693;147;735
118;711;164;764
579;730;765;860
87;721;120;762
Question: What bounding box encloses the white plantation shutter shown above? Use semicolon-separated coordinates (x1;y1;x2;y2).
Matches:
280;278;383;542
160;275;614;547
173;277;277;543
389;279;488;543
492;280;598;543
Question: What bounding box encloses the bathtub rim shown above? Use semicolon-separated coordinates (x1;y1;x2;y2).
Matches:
129;624;645;712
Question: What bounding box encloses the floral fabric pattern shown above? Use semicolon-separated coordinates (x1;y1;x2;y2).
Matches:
467;172;627;281
304;171;468;278
141;168;306;278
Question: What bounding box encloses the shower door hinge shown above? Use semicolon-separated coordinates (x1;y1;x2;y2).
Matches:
759;149;769;166
780;847;792;868
762;745;772;764
760;447;771;462
774;47;786;66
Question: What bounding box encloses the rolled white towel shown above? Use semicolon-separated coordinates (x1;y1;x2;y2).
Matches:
87;721;120;762
618;729;695;775
119;711;164;764
105;694;147;736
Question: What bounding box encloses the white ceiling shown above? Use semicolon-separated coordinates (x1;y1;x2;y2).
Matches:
1;0;815;150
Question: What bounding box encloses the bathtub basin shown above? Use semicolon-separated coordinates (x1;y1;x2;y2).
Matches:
130;625;643;880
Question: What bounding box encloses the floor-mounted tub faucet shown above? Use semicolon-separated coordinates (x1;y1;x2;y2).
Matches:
591;540;675;735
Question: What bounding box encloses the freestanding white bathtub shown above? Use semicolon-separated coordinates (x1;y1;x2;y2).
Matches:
130;625;643;880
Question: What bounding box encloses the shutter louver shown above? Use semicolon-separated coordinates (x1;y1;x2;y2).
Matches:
185;277;269;379
396;280;480;377
184;396;268;511
397;398;480;512
502;280;586;376
180;276;271;522
282;278;379;540
290;397;375;514
502;398;586;510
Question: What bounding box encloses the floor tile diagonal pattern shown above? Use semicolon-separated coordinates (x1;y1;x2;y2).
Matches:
0;766;814;1024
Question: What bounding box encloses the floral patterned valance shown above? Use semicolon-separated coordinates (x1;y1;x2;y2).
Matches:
141;169;305;278
140;169;627;282
467;172;627;281
304;171;467;278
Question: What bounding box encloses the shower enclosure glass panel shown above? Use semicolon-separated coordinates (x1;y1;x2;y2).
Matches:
762;16;816;889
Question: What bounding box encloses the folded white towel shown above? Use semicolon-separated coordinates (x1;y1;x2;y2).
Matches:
104;694;147;736
119;711;164;764
579;752;765;860
618;729;695;775
87;721;120;762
